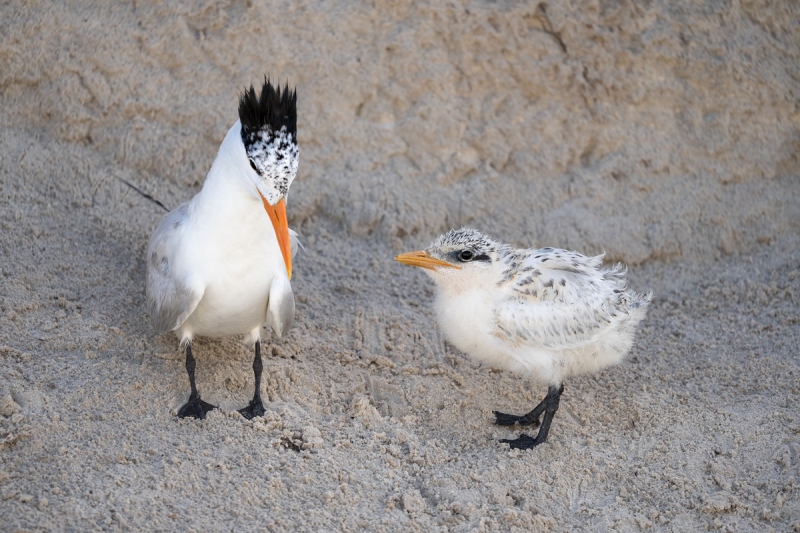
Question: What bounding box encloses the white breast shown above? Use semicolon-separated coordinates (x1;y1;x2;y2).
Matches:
435;290;555;376
175;145;288;340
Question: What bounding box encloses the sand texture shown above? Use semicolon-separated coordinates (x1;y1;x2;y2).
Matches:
1;1;799;531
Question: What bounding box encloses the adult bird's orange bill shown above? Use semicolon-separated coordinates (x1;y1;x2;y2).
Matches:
395;228;652;450
261;196;292;279
146;78;301;420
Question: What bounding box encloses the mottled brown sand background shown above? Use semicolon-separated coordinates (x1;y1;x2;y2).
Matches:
1;1;799;531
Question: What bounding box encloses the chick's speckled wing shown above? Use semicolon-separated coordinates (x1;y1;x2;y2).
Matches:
145;203;204;334
492;248;628;350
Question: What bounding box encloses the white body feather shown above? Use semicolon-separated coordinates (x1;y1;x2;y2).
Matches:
146;121;296;346
427;244;650;386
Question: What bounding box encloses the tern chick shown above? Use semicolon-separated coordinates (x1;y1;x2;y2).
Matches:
146;79;299;420
395;228;652;449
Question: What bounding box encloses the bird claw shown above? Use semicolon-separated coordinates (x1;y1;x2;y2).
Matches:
500;434;542;450
493;410;541;427
177;395;216;419
238;398;266;420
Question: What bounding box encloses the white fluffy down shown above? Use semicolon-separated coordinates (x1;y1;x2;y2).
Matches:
423;230;651;386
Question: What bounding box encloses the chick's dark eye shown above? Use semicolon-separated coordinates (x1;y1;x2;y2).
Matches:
458;250;474;262
249;159;259;173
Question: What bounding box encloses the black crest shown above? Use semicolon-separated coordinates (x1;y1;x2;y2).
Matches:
238;78;297;143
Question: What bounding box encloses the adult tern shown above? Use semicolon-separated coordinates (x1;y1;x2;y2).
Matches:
146;79;299;420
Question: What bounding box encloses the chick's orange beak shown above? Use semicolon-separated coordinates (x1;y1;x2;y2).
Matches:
260;195;292;280
394;250;460;271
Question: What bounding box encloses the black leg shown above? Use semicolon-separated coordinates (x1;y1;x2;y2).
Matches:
177;341;216;419
238;340;266;420
499;384;564;450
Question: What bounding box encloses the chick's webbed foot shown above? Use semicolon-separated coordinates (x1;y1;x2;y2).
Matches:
493;409;541;427
500;433;542;450
493;391;549;426
497;385;563;450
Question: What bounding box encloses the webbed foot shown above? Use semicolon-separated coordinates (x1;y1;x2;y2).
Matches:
500;433;542;450
496;384;564;450
177;393;216;419
238;398;266;420
493;410;541;427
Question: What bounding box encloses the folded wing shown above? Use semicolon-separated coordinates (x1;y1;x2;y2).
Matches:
493;248;634;351
145;203;204;334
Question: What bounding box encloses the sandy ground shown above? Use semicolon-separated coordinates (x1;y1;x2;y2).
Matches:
1;1;799;531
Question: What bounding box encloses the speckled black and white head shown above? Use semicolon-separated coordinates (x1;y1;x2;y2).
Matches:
238;79;298;206
427;228;501;267
394;228;503;282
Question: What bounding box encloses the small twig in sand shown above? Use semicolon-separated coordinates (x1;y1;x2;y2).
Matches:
115;175;170;212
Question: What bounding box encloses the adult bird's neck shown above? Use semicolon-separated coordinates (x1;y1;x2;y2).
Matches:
194;121;260;216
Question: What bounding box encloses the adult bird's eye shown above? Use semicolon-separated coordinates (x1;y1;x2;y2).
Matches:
458;250;474;262
249;159;259;173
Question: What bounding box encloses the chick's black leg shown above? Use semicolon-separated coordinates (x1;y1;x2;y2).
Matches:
177;341;216;419
238;340;266;420
500;384;564;450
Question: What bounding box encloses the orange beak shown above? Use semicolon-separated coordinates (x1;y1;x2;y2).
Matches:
260;195;292;280
394;250;460;271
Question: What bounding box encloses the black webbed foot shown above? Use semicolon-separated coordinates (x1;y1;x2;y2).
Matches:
238;398;266;420
500;433;542;450
497;384;564;450
177;393;216;419
493;410;541;427
177;343;215;419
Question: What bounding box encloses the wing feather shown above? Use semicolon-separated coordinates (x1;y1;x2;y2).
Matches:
145;203;204;334
493;248;631;350
266;275;294;338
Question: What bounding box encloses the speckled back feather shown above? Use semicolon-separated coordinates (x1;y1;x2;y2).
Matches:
493;245;652;351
